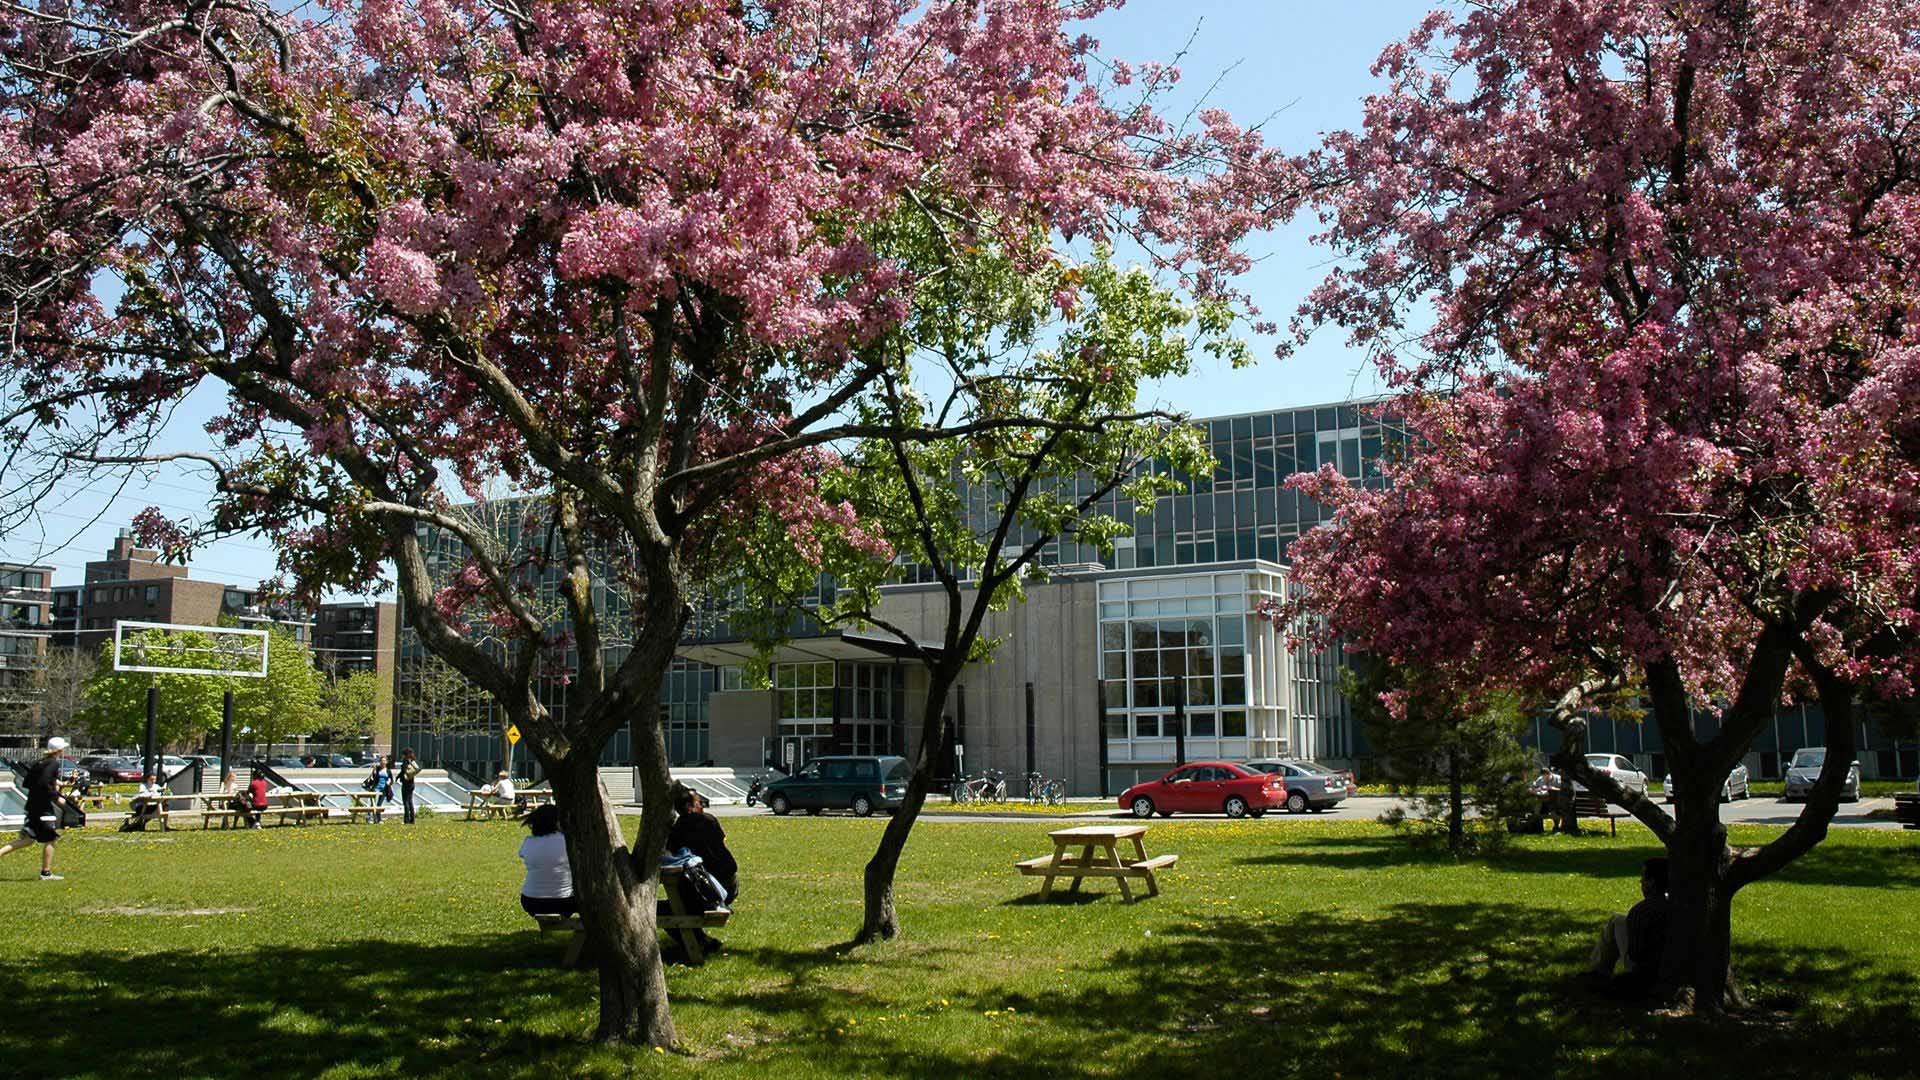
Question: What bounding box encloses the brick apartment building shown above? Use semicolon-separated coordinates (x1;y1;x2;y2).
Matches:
49;533;311;653
313;600;398;740
0;561;55;743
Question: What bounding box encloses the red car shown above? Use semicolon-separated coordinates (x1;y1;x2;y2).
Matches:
1118;761;1286;819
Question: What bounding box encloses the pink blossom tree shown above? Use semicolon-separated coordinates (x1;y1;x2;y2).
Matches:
1282;1;1920;1014
0;0;1286;1046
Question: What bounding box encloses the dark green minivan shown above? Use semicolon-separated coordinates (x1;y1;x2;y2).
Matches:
763;755;910;817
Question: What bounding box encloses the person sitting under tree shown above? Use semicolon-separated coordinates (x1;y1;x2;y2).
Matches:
1588;856;1673;997
1;738;75;879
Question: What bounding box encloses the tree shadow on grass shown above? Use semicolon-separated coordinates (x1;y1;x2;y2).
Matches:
726;901;1920;1080
0;933;603;1080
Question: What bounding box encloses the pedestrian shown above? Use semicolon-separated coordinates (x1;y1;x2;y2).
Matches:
0;737;76;879
399;748;421;825
368;756;394;824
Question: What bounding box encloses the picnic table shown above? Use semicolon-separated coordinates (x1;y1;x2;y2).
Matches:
346;791;392;822
465;787;556;820
1015;824;1177;903
531;864;731;967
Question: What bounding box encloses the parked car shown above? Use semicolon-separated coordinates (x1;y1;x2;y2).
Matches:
1574;754;1649;799
762;755;911;817
1781;747;1861;802
1663;763;1750;802
1118;761;1286;819
1243;758;1352;813
89;756;145;783
265;756;308;770
181;754;224;778
53;758;95;795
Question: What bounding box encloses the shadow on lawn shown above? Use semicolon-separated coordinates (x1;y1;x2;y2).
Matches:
719;900;1920;1080
0;932;594;1079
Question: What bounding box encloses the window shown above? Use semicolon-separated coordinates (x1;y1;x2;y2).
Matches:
822;760;853;781
775;661;834;722
144;585;159;606
855;761;878;780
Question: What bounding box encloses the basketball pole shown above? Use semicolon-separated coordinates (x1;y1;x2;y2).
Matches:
144;686;159;782
220;690;234;787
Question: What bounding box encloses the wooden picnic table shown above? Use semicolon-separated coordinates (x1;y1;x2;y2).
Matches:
1015;824;1177;903
465;787;556;820
532;864;731;967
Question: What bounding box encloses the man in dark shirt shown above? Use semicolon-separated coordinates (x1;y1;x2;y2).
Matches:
0;737;74;880
1588;856;1672;995
667;786;738;901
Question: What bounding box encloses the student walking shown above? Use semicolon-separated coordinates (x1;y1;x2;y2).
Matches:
399;748;421;824
0;737;75;879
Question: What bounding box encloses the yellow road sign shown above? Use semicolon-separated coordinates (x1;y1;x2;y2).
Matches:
506;725;521;746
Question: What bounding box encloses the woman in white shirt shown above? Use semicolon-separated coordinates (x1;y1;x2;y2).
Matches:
517;804;576;916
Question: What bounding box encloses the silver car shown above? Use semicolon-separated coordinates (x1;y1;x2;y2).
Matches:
1576;754;1649;800
1243;759;1352;813
1781;747;1861;802
1663;763;1750;802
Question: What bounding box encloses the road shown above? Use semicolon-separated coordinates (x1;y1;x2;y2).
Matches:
709;793;1915;829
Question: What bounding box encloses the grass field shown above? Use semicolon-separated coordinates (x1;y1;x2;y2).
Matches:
1;815;1915;1079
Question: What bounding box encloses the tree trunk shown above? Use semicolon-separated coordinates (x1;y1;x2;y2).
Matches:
548;748;675;1046
1657;803;1745;1014
1445;743;1464;854
856;671;956;944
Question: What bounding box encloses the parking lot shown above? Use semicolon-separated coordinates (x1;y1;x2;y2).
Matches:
713;793;1915;829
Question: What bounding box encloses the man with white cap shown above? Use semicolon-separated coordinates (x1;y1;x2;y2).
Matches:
0;737;75;879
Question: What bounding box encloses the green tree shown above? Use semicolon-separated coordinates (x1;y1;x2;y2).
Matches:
79;627;321;751
315;669;382;745
1344;654;1537;855
738;240;1230;944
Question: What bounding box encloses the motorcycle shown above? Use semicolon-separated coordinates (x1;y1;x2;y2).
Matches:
745;772;772;807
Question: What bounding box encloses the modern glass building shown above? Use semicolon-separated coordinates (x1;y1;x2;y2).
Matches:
392;397;1918;788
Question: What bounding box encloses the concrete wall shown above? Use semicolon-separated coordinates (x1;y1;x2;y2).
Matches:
708;689;776;768
864;576;1104;795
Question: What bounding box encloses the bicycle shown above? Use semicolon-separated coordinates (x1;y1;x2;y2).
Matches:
1025;771;1066;806
950;770;1007;804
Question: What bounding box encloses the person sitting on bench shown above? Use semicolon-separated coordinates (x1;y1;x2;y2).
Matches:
1588;856;1672;997
668;785;738;904
518;804;576;918
478;771;517;808
229;771;270;829
123;773;164;832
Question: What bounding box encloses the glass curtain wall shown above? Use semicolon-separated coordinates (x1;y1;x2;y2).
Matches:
1098;570;1289;772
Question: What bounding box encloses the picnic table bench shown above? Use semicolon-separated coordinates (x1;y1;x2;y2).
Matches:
1895;792;1920;830
1016;824;1177;903
345;791;393;822
531;865;731;966
466;787;555;820
1568;793;1627;835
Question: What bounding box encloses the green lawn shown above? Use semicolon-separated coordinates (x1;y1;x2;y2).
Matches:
2;815;1916;1079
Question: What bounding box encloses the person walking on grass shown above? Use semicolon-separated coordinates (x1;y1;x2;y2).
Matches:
399;748;421;825
0;737;75;880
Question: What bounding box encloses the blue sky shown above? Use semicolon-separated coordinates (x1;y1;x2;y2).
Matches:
0;0;1433;600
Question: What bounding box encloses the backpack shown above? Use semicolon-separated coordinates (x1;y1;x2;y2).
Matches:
682;864;729;910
